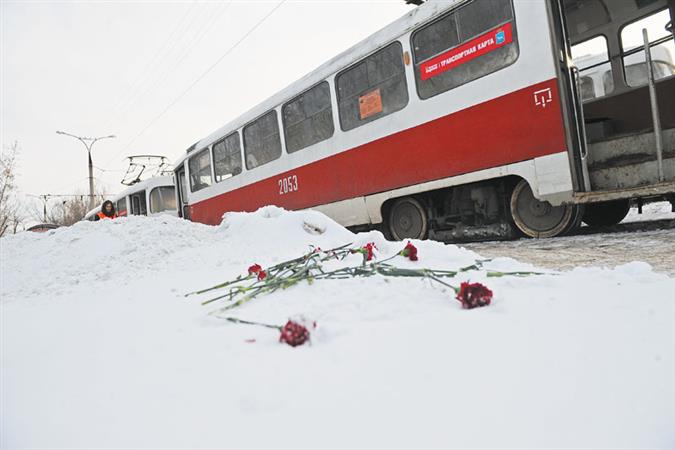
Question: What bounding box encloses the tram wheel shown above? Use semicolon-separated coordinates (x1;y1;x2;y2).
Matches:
387;197;428;241
582;199;630;227
510;180;580;238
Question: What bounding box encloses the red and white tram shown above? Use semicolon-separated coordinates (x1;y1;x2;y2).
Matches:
84;176;177;221
173;0;675;241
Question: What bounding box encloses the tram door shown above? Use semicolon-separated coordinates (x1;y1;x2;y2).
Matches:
176;166;190;220
561;0;675;192
130;191;147;215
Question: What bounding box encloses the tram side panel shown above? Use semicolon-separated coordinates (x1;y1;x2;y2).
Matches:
188;81;569;226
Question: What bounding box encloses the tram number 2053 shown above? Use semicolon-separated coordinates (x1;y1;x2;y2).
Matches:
278;175;299;195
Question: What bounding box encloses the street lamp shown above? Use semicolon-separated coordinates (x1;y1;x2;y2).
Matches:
56;130;115;211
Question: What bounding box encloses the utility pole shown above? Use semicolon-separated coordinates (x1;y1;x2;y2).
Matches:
41;194;49;222
27;193;51;223
56;131;115;210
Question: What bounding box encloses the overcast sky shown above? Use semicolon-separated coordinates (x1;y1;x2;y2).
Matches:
1;0;412;206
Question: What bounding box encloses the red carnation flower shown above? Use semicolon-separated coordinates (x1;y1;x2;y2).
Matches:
364;242;376;261
399;241;418;261
455;282;493;309
247;264;267;281
279;320;310;347
351;242;377;261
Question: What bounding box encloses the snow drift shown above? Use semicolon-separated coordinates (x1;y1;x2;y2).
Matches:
1;207;674;449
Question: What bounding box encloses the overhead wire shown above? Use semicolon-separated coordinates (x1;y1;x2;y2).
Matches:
102;1;223;133
106;0;233;133
27;193;113;198
93;165;125;173
101;0;202;131
43;176;91;195
104;0;287;167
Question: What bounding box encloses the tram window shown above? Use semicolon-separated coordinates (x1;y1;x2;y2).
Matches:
116;198;127;217
188;148;213;192
456;0;512;42
213;132;242;182
625;60;675;85
413;14;459;64
336;41;408;131
243;110;282;170
150;186;177;213
282;81;334;153
411;0;518;100
620;9;675;87
571;35;613;100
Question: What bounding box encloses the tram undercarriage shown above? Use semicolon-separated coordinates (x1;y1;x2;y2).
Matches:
374;177;586;243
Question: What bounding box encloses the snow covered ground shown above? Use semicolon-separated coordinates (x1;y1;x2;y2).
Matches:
1;207;674;449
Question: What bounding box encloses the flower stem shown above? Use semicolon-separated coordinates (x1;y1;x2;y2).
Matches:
221;316;281;330
427;273;460;293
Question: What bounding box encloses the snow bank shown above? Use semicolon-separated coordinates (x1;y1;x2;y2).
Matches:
1;215;213;298
1;208;674;450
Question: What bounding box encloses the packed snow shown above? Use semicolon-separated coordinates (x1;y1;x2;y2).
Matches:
464;202;675;275
1;207;674;449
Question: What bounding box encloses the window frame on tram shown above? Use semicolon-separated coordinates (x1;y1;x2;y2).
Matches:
243;110;283;170
571;34;614;100
188;147;213;192
212;131;243;182
335;40;409;131
149;186;177;214
410;0;519;100
619;8;675;88
282;81;335;153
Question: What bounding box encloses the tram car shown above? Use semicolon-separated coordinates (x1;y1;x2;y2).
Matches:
83;176;177;221
172;0;675;241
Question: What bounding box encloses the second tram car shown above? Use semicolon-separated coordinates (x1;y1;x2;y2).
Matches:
172;0;675;241
84;176;178;221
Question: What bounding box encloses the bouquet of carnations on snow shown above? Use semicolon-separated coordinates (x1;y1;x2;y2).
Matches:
186;241;542;347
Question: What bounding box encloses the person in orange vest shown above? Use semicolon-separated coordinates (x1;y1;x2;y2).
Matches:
95;200;118;220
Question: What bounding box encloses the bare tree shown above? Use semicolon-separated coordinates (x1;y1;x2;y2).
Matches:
0;141;23;237
39;189;106;226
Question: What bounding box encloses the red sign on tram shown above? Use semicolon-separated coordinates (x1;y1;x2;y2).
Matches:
420;22;514;81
